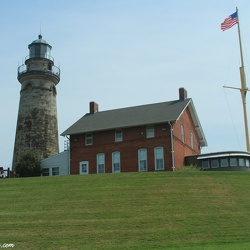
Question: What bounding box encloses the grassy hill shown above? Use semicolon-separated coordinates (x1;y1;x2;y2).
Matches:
1;171;250;249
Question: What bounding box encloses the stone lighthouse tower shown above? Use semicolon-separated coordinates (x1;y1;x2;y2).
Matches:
13;35;60;168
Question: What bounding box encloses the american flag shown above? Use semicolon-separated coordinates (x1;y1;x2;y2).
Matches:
221;12;238;31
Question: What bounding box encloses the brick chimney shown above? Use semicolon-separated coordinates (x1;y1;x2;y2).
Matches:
89;101;99;114
179;88;187;100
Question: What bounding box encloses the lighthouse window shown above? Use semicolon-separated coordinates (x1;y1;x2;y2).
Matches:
34;44;40;57
48;63;52;70
41;45;47;58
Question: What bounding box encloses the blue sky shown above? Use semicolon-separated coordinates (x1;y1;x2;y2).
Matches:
1;0;250;168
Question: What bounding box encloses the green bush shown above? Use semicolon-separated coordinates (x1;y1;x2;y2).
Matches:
175;164;201;172
15;152;42;177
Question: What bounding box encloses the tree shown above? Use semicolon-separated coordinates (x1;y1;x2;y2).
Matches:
15;152;42;177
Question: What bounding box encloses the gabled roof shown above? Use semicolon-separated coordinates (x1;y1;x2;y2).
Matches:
61;98;207;147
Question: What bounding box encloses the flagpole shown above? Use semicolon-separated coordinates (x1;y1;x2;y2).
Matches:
236;7;250;151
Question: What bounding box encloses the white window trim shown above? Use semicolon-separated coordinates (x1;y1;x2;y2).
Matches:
85;133;93;146
52;167;59;176
112;151;121;173
154;147;164;171
146;125;154;138
79;161;89;174
97;153;105;174
190;132;194;149
181;125;185;143
115;130;123;142
42;167;59;176
138;149;148;172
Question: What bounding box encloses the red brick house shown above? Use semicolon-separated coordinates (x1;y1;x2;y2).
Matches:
61;88;207;174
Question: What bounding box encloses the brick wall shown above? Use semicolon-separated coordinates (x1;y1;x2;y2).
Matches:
69;108;201;174
172;108;201;167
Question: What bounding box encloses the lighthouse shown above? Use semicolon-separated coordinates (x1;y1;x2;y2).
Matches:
13;35;60;168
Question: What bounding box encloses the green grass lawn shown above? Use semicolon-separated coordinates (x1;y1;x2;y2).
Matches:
1;171;250;249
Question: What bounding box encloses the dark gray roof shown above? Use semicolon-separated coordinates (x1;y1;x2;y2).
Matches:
61;98;207;147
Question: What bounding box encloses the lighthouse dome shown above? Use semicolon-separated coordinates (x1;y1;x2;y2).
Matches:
28;34;52;59
30;34;51;47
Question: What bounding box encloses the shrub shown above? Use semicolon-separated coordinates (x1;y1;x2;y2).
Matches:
15;152;42;177
175;165;201;172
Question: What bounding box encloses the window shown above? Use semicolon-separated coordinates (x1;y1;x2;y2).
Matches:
42;168;49;176
112;152;121;173
246;159;250;167
239;158;245;167
211;159;219;168
181;125;185;143
230;158;237;167
52;167;59;176
48;63;52;70
34;44;40;57
146;125;154;138
202;160;210;169
85;133;93;145
115;130;123;142
220;158;229;168
138;149;147;171
190;133;194;149
97;153;105;174
80;161;89;174
154;147;164;170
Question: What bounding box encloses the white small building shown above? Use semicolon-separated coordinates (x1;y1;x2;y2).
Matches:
41;150;70;176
